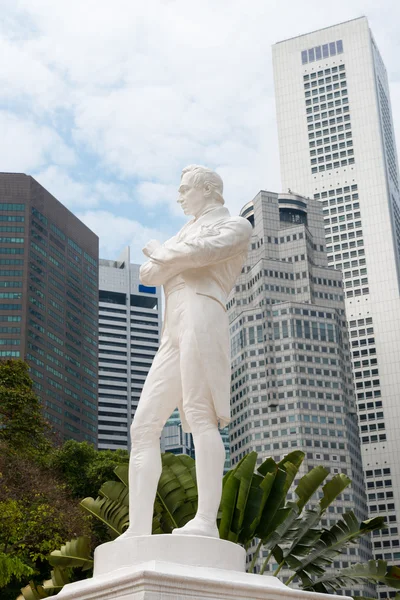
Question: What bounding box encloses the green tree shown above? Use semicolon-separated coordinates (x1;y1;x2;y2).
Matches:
0;446;90;600
0;361;119;598
49;440;129;500
0;360;53;460
0;554;33;590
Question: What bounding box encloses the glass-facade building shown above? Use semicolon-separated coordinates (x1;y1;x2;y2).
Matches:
273;17;400;584
227;191;372;594
0;173;99;444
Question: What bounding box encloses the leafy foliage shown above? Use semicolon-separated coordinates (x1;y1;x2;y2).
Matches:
48;537;93;572
80;496;128;539
305;560;400;594
49;441;129;500
0;445;89;599
155;453;198;531
0;451;89;561
17;567;71;599
291;513;385;582
16;539;93;600
16;451;397;600
0;359;134;598
0;554;34;589
0;360;53;460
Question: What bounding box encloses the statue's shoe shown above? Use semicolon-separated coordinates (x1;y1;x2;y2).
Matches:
172;516;219;538
116;528;147;540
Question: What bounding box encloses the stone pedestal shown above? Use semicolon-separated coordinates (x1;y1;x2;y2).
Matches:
56;535;351;600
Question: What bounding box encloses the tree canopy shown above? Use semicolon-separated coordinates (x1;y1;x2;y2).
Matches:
0;444;90;599
49;440;129;500
0;359;130;599
0;359;53;459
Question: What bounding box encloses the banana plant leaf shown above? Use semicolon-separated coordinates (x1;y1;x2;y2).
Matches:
275;508;323;568
219;452;257;541
48;536;93;571
238;458;277;545
277;451;305;497
152;496;167;535
17;583;54;599
83;454;197;536
303;560;400;594
161;453;197;503
99;480;129;507
230;451;258;537
295;513;385;575
263;466;330;553
258;451;307;544
254;466;288;542
262;501;300;552
277;472;352;562
319;473;351;511
17;568;70;599
114;463;128;486
80;496;129;538
255;449;308;545
295;466;329;512
155;452;197;532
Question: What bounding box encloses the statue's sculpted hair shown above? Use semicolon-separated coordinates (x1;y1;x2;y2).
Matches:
181;165;224;205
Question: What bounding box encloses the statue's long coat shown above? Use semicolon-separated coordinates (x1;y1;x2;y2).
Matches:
140;206;252;432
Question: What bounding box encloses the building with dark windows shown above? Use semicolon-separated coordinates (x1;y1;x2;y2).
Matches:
0;173;99;444
273;17;400;586
98;247;162;450
227;191;372;594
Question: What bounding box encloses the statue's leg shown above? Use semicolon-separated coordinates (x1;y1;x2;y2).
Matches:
186;425;225;537
172;333;225;538
120;337;182;538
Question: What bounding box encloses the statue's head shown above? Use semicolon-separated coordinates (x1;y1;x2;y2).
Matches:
178;164;224;217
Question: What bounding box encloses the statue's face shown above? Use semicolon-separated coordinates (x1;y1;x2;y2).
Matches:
177;172;206;217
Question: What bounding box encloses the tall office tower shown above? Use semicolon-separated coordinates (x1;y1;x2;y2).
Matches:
273;17;400;575
160;416;231;471
227;191;371;592
98;247;161;450
160;408;195;457
0;173;99;444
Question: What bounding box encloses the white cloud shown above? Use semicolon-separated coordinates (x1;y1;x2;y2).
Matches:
135;181;181;215
0;112;75;173
34;166;99;209
33;167;139;212
94;181;132;205
76;210;167;264
0;37;68;114
3;0;400;225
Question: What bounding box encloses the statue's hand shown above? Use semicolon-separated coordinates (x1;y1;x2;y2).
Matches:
142;239;161;258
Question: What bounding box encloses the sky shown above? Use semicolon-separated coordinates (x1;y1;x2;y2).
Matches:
2;0;400;263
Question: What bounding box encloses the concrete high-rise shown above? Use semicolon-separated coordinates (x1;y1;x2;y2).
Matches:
0;173;99;444
227;191;371;593
160;408;195;457
273;17;400;572
98;247;161;450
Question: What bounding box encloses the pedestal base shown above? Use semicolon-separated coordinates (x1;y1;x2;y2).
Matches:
56;535;352;600
94;534;246;577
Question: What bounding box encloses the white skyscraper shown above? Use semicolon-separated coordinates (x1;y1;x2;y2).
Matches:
273;16;400;575
98;247;161;450
228;191;372;591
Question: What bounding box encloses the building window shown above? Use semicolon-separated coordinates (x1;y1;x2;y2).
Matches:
301;40;343;64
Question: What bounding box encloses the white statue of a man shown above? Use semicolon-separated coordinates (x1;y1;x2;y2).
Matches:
121;165;252;539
